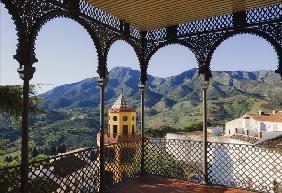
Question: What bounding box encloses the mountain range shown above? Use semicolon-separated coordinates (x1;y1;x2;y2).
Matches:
1;66;282;164
41;67;282;127
41;67;282;108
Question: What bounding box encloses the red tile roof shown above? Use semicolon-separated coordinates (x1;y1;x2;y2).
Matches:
248;112;282;123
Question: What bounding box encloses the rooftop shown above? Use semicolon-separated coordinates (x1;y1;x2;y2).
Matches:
109;90;135;112
246;111;282;123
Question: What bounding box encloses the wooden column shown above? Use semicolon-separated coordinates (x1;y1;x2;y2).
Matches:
97;78;106;192
202;87;208;184
139;84;145;175
17;64;35;193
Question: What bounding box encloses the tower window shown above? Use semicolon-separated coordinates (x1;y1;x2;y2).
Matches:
109;116;110;120
132;116;135;121
132;125;135;134
113;116;117;121
113;125;118;136
123;116;128;121
123;125;128;135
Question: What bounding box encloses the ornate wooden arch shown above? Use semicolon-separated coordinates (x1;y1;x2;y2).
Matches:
0;0;125;78
1;0;282;79
138;4;282;80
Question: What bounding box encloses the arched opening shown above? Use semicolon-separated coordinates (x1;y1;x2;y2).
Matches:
0;4;23;166
107;40;140;71
148;44;198;77
210;33;281;138
146;44;201;135
105;40;140;138
33;18;99;93
106;40;140;96
211;34;278;71
30;17;99;157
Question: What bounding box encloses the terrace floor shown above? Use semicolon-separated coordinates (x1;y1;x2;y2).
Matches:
112;175;256;193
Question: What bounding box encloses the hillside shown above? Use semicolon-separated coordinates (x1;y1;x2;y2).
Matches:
1;67;281;166
41;67;282;127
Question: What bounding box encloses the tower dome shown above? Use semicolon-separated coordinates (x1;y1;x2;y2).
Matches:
109;89;135;112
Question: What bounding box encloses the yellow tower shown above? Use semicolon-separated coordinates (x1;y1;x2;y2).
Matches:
97;90;140;187
108;89;136;138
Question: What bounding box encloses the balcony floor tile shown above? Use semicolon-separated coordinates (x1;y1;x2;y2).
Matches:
112;175;256;193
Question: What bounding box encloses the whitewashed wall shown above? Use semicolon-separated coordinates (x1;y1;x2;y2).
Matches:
165;134;282;193
225;116;282;138
208;143;282;193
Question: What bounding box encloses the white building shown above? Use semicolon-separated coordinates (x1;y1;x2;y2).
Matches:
225;110;282;138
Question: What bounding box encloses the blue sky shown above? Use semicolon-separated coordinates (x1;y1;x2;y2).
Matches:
0;4;279;93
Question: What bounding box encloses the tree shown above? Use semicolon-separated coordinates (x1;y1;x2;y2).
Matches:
57;144;67;154
145;126;178;138
183;122;203;132
50;145;57;155
4;155;13;162
0;139;9;154
0;85;42;121
31;147;39;158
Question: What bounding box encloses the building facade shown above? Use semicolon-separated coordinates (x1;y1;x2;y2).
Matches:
225;110;282;138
